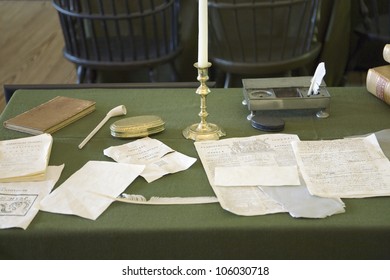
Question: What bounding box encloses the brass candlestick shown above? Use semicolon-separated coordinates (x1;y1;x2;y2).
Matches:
182;63;226;141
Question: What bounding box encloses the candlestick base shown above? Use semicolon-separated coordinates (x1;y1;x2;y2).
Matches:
182;62;226;141
183;122;225;141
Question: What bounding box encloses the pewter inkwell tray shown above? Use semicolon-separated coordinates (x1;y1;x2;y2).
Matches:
242;76;331;120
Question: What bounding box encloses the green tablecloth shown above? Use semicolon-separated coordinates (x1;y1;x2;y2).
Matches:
0;87;389;260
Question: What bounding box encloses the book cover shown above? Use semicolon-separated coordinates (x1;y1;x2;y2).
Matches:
3;96;96;135
366;65;390;105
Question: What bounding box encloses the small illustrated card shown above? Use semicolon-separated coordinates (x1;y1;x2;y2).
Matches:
0;165;64;230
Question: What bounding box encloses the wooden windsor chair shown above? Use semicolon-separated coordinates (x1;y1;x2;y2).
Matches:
52;0;182;83
208;0;322;87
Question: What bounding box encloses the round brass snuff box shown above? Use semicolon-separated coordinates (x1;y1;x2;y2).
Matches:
110;115;165;138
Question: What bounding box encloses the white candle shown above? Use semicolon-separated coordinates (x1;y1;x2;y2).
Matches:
198;0;208;68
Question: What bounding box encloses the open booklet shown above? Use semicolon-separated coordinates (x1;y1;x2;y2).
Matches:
0;134;53;182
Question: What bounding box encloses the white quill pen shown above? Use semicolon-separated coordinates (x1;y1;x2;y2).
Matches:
307;62;326;96
90;192;219;205
117;194;219;205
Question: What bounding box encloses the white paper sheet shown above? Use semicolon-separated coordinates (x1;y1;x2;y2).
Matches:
0;133;53;182
0;165;64;230
104;137;196;183
214;166;300;186
39;161;144;220
292;134;390;198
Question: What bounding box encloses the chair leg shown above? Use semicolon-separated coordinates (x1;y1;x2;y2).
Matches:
77;66;97;83
76;65;86;84
85;68;97;83
224;72;232;88
170;62;179;81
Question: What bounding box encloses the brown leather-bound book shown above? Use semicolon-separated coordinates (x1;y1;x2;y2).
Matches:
366;65;390;106
3;96;96;135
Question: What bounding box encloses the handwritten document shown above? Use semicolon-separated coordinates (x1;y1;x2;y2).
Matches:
39;161;144;220
0;134;53;182
292;134;390;198
104;137;196;183
0;165;64;230
195;134;302;216
195;134;345;217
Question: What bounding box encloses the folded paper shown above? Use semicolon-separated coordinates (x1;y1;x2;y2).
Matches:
104;137;196;183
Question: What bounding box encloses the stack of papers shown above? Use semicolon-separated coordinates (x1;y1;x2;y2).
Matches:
0;134;53;182
0;134;60;229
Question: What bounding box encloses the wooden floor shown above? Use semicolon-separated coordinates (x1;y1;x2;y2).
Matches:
0;0;77;114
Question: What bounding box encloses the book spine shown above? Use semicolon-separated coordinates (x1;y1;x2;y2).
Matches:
366;68;390;105
383;44;390;63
